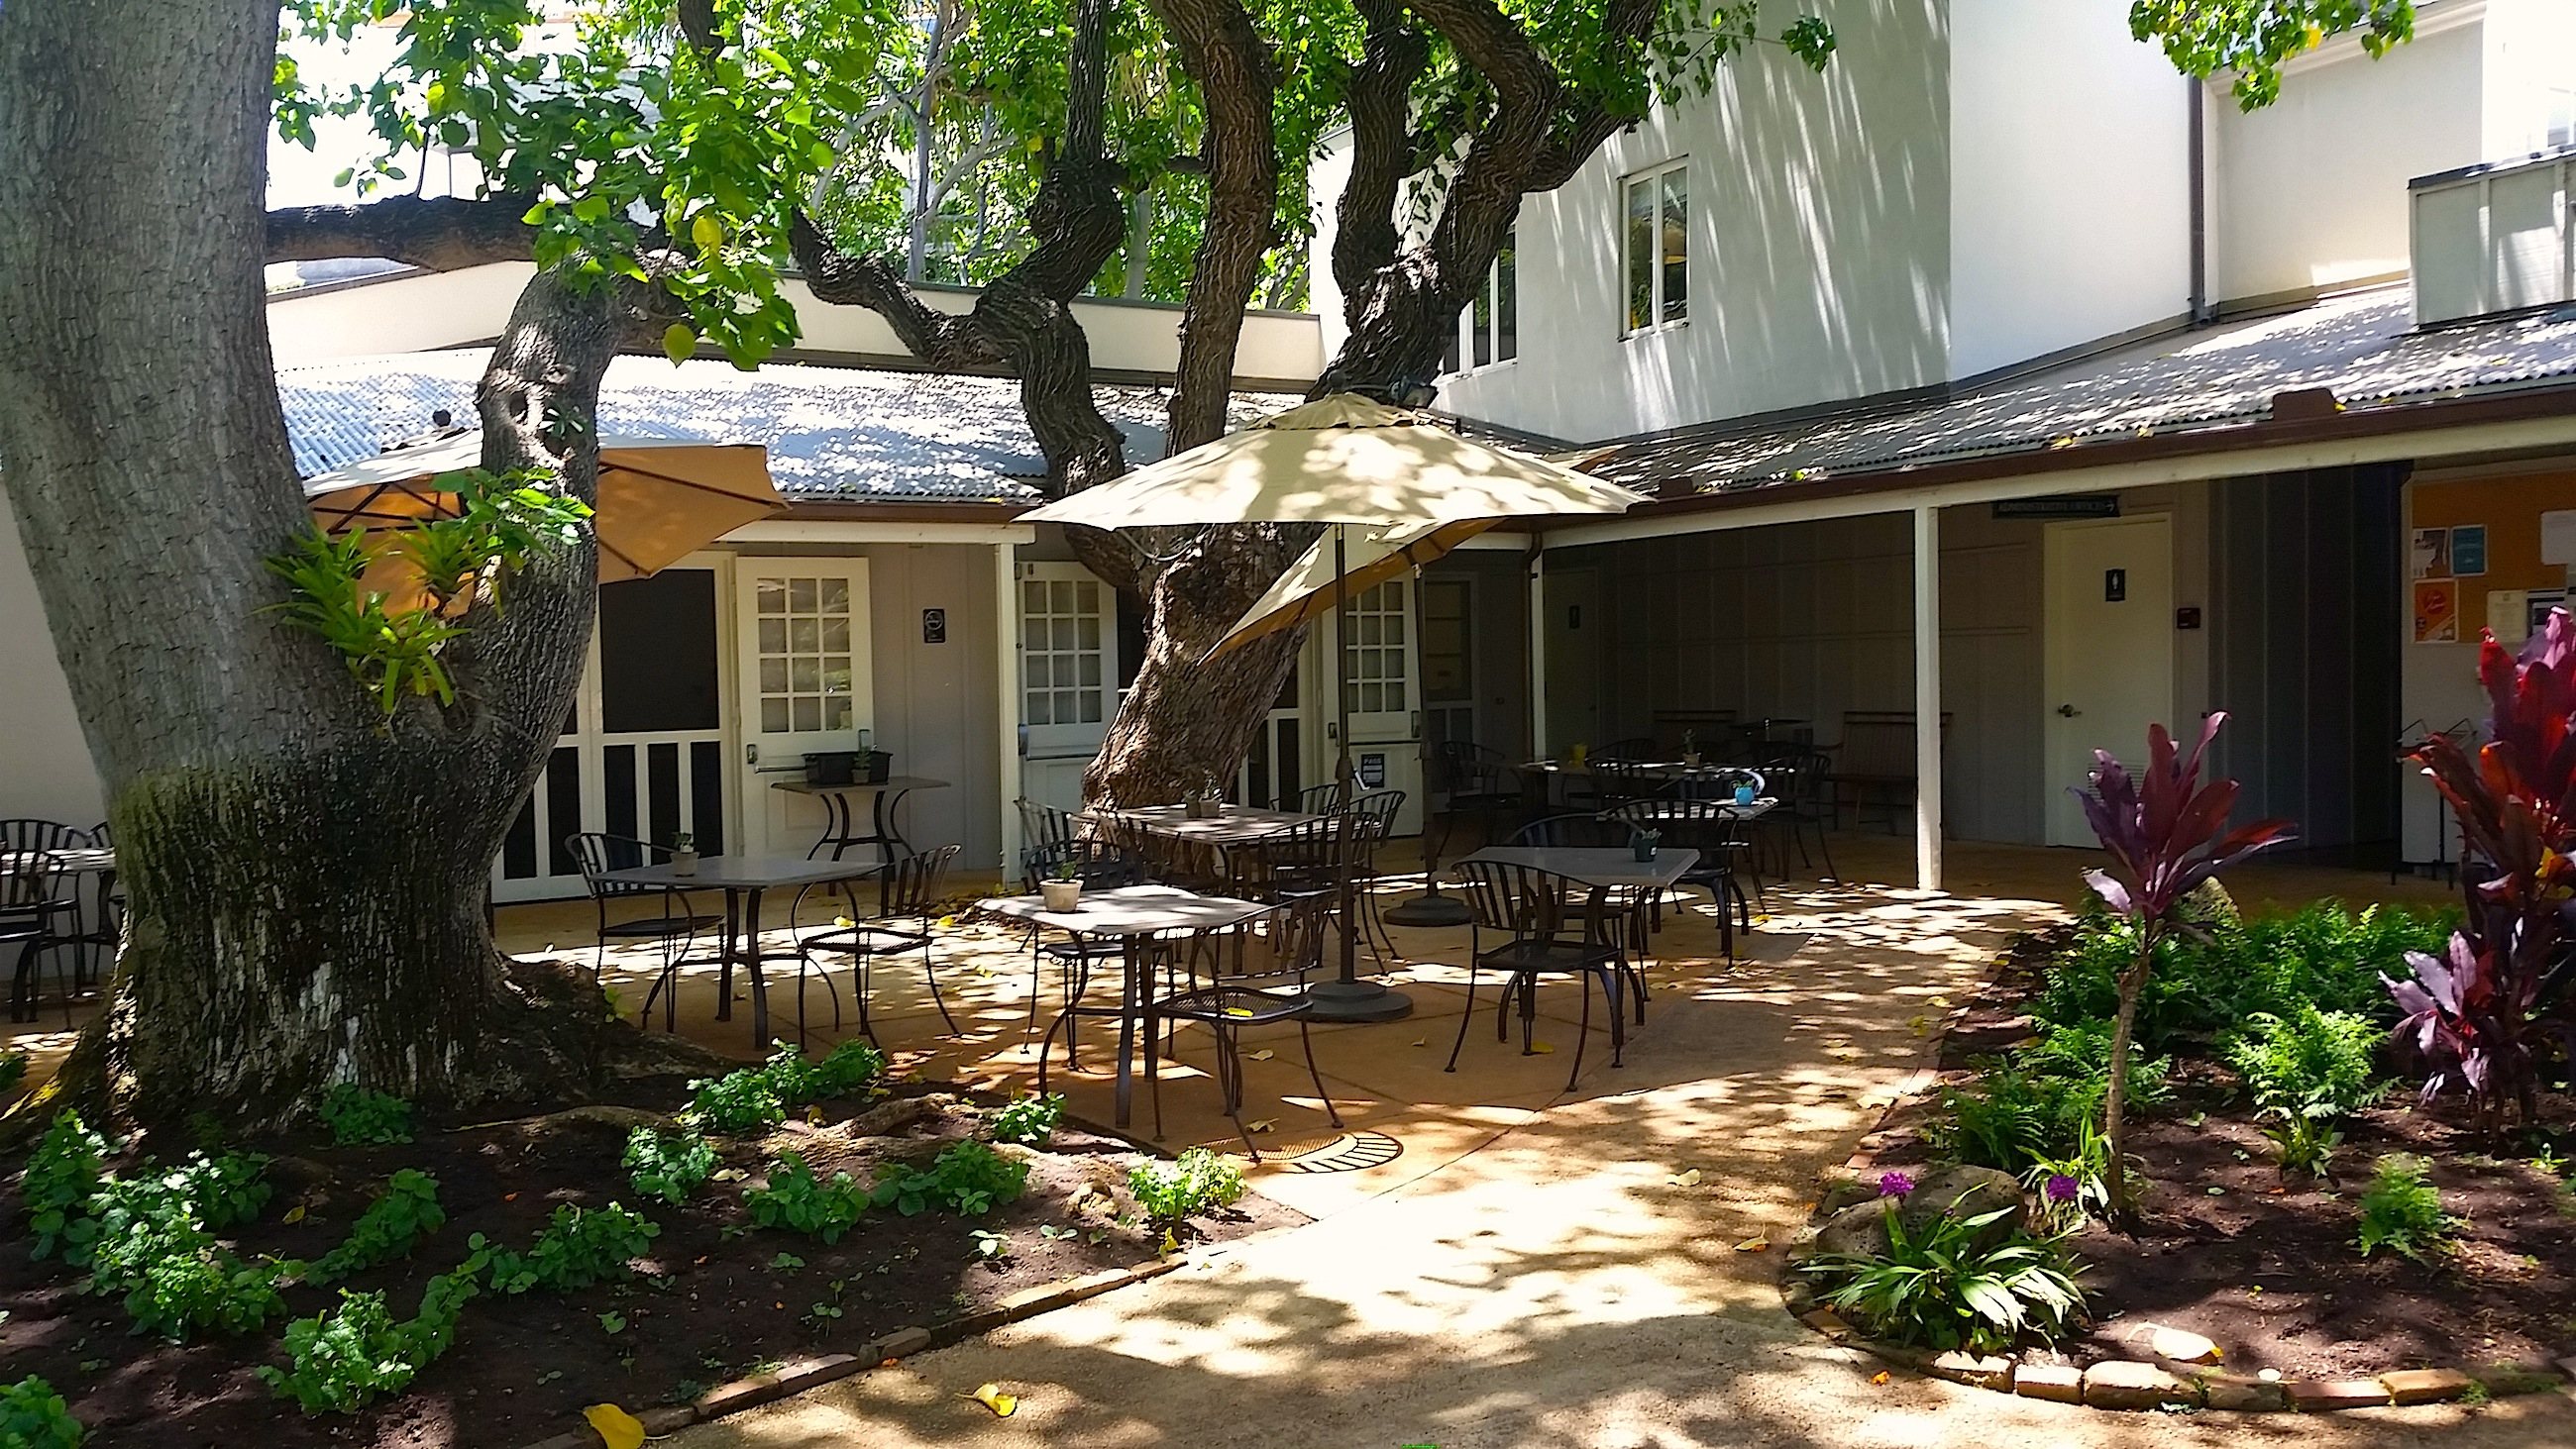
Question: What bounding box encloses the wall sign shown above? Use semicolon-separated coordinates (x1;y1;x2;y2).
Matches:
2414;578;2459;644
1358;752;1387;788
2175;606;2202;631
1993;495;2120;519
2411;526;2452;579
921;607;947;644
2103;568;2127;603
2450;524;2488;576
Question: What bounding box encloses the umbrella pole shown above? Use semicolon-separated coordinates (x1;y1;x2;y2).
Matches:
1305;524;1412;1024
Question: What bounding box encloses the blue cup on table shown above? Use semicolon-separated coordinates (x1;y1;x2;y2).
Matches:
1734;781;1758;806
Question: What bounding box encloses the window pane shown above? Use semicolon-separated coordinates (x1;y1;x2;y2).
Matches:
1496;233;1517;361
1626;177;1655;332
1471;273;1493;368
1660;169;1688;324
762;698;789;732
1442;323;1460;376
789;577;817;613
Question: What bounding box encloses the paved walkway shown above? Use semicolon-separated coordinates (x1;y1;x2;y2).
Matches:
670;859;2574;1449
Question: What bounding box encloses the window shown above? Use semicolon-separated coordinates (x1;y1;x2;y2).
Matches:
753;573;855;734
1342;579;1409;715
1442;229;1518;375
1623;161;1688;333
1021;574;1107;728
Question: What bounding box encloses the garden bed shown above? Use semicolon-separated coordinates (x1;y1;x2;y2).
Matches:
1842;906;2576;1387
0;1052;1302;1448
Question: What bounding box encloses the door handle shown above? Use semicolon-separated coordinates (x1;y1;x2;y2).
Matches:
747;742;760;765
2056;704;2082;718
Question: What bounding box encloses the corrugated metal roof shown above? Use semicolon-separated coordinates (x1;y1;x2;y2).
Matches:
278;351;1302;503
1586;288;2576;498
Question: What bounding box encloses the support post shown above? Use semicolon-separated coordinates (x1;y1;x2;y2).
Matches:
1528;548;1548;761
994;544;1021;881
1911;504;1944;892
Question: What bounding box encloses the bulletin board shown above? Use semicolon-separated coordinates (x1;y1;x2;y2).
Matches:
2407;468;2576;646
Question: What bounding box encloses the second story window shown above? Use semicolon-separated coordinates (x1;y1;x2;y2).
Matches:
1624;161;1688;334
1444;228;1519;374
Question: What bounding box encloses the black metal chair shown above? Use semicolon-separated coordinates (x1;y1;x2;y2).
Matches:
796;843;963;1046
1428;741;1523;857
1606;798;1757;960
1234;811;1367;903
1448;860;1630;1091
3;849;80;1025
1343;789;1407;962
1282;780;1346;815
1587;758;1673;810
1764;749;1838;880
1017;797;1077;856
1145;891;1343;1157
565;832;722;1031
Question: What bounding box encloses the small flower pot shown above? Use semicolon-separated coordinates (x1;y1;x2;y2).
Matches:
1040;879;1084;912
1682;752;1703;768
1185;795;1218;819
670;850;699;877
1734;785;1758;806
1631;840;1659;863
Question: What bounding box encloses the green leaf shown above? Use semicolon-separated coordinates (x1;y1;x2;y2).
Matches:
662;323;698;363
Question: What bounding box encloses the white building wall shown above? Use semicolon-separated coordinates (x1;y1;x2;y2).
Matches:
0;506;105;828
2208;6;2487;306
2482;0;2576;156
1432;0;1953;443
1946;0;2194;378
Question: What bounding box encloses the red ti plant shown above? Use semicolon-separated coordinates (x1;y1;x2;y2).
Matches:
2389;607;2576;1136
2074;712;2295;1224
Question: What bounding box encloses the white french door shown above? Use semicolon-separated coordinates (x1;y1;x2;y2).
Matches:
1018;563;1119;812
735;559;874;858
1308;571;1426;834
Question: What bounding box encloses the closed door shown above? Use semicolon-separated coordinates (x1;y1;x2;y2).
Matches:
1018;563;1118;811
1421;576;1476;776
1545;567;1602;755
2044;516;2174;847
735;559;873;857
1317;574;1425;833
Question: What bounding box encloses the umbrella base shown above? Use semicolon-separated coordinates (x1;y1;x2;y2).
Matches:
1303;978;1414;1023
1383;889;1473;928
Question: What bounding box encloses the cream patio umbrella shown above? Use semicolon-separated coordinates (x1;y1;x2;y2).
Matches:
1021;393;1649;1021
303;433;783;589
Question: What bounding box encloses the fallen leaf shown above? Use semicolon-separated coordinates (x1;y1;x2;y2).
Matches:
281;1204;306;1224
805;1104;825;1124
1529;1042;1556;1055
1668;1168;1702;1188
583;1403;646;1449
1246;1118;1276;1134
1159;1228;1178;1256
1244;1049;1275;1062
969;1383;1018;1418
1734;1233;1770;1253
503;1192;520;1203
834;916;854;928
937;914;959;929
1409;1038;1427;1048
1868;1371;1890;1387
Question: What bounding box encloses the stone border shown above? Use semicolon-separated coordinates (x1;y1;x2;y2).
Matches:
511;1256;1180;1448
1778;955;2573;1414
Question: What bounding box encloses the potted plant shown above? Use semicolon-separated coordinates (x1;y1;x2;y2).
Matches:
1630;827;1661;863
1680;728;1701;768
668;831;698;877
1040;858;1084;911
1184;773;1223;819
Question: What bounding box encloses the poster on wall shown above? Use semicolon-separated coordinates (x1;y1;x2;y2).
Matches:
2450;524;2487;576
2411;527;2451;579
2414;578;2459;644
2543;509;2576;566
2488;588;2531;646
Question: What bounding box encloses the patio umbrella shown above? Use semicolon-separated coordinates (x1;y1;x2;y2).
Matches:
1204;517;1494;663
303;433;783;587
1021;393;1649;1022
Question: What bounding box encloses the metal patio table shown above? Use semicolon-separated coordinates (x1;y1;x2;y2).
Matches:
601;852;881;1046
978;883;1267;1128
770;776;949;869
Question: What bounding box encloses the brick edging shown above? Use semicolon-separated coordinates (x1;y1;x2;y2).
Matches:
1781;956;2572;1413
511;1256;1182;1448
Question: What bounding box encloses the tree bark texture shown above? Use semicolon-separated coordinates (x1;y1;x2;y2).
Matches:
0;0;638;1128
2102;935;2155;1228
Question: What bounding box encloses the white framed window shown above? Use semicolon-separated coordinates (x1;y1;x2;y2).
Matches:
1019;563;1118;757
1623;160;1688;334
1441;228;1518;375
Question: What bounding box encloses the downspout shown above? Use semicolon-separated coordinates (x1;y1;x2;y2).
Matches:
2189;76;2213;325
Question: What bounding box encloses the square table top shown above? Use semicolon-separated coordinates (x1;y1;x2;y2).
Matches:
770;776;950;796
1521;759;1798;779
1081;803;1317;847
1453;846;1704;891
600;853;883;891
978;883;1267;936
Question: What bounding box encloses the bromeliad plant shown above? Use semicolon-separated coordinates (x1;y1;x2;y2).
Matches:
2387;608;2576;1136
2073;712;2294;1224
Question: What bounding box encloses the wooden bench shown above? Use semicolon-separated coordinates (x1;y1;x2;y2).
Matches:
1823;710;1951;832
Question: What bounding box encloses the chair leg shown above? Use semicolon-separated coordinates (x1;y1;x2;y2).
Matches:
1145;1004;1165;1141
851;951;880;1047
919;939;960;1034
1565;972;1592;1091
1298;1017;1342;1128
1444;963;1479;1074
1517;975;1539;1056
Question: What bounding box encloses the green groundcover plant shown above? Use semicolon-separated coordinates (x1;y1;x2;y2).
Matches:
0;1375;83;1448
1128;1148;1246;1226
1796;1196;2087;1353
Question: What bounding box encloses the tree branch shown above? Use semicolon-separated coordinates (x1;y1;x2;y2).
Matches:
1148;0;1276;452
266;194;542;270
1330;0;1428;301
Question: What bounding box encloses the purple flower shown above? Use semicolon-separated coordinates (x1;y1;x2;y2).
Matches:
1876;1171;1915;1197
2045;1174;2082;1204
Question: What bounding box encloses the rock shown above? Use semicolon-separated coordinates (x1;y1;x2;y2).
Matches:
2139;1324;2222;1365
1811;1165;2027;1261
1797;1308;1860;1342
2014;1363;2085;1403
1926;1351;2014;1391
2379;1368;2473;1405
2285;1379;2392;1411
2202;1375;2292;1412
2177;879;2240;930
2083;1360;2201;1410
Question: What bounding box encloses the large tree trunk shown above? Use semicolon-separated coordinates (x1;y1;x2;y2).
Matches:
0;1;630;1130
